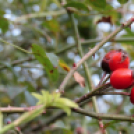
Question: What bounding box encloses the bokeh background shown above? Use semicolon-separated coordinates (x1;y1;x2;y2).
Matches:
1;0;134;133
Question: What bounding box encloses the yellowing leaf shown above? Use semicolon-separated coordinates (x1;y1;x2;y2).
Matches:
59;60;70;72
73;72;85;88
59;60;85;87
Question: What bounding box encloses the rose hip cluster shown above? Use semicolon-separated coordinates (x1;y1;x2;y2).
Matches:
101;49;134;104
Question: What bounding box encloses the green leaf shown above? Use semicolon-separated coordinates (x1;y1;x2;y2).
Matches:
32;44;58;81
52;92;61;101
87;0;106;9
53;103;71;115
117;0;128;4
64;2;89;11
0;10;9;33
46;53;59;67
41;90;52;106
32;90;78;115
32;90;53;106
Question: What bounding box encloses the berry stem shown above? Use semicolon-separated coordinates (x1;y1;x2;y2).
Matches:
98;72;107;86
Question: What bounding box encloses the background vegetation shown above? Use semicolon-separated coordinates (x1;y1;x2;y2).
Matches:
0;0;134;133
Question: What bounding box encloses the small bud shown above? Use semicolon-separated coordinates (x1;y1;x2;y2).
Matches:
7;121;11;124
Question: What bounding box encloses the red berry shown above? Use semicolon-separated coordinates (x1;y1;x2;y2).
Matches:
109;49;129;71
110;68;133;89
101;49;130;73
101;50;116;73
130;87;134;104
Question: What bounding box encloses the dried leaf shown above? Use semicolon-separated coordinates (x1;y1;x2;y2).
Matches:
96;16;112;25
73;72;85;87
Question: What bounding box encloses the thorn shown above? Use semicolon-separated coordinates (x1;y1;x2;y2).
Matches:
80;38;85;42
61;2;65;6
61;90;64;94
73;63;77;67
129;24;131;29
8;105;11;108
15;127;21;131
7;121;11;124
131;18;134;22
121;23;125;27
92;53;95;59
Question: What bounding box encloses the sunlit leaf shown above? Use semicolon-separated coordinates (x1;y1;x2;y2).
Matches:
52;102;71;115
32;90;78;115
41;90;52;106
57;98;78;108
52;92;61;102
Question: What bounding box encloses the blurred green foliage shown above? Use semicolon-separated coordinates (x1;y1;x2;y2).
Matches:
0;0;134;133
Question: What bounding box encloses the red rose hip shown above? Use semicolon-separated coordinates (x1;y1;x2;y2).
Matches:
101;50;116;73
101;49;130;73
130;87;134;104
110;68;133;89
109;49;129;72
